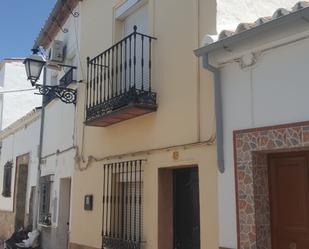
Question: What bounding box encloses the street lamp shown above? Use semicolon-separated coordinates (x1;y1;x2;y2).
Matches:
24;49;46;86
24;48;77;104
24;47;78;229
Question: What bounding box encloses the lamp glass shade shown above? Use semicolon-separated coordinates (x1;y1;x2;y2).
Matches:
24;53;46;86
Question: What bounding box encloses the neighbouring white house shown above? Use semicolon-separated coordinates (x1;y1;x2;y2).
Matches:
0;108;41;240
28;1;80;249
0;58;42;130
0;2;79;246
196;1;309;249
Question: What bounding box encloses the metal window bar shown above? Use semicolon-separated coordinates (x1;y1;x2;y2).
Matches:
59;67;76;87
86;26;157;122
39;175;52;225
2;161;13;197
102;160;144;249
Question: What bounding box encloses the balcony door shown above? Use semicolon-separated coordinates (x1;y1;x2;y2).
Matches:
15;164;29;230
123;3;148;36
123;3;149;91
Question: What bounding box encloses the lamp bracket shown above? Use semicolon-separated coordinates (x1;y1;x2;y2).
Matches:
35;84;77;104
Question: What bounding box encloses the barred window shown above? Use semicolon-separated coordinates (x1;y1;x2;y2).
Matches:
2;161;13;198
39;175;53;226
102;160;144;249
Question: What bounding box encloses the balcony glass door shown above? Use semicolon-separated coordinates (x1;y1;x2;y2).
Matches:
123;3;149;91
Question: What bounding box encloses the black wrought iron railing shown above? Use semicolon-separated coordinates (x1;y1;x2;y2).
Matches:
102;160;144;249
86;26;157;122
60;67;76;87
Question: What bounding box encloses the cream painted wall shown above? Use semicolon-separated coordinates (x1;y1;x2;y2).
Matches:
76;0;216;161
210;29;309;248
71;146;218;249
71;0;218;248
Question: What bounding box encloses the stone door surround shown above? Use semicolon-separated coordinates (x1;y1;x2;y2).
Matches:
233;121;309;249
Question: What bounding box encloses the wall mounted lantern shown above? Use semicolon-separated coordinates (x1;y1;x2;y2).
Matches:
24;48;77;104
24;49;46;86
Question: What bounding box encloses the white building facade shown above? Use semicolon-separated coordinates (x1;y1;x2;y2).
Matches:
196;1;309;249
0;2;79;247
0;59;41;130
0;108;40;239
31;2;80;249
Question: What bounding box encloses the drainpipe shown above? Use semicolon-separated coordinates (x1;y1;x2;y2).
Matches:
202;54;225;173
32;67;47;229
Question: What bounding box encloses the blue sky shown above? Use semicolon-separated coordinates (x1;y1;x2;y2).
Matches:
0;0;56;60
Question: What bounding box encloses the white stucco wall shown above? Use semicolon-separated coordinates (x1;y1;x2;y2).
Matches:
38;6;79;228
42;4;78;158
40;149;75;227
215;28;309;248
0;113;40;213
0;60;42;130
42;101;75;157
45;5;80;87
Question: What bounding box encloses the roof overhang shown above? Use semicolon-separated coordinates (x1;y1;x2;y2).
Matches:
0;108;42;140
194;5;309;57
33;0;79;49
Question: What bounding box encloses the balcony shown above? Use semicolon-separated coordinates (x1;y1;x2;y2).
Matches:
85;26;157;127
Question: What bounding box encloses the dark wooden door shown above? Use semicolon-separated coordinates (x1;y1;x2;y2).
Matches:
173;168;200;249
15;164;28;230
269;152;309;249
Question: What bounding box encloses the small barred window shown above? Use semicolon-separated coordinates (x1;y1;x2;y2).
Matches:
2;161;13;198
39;175;53;226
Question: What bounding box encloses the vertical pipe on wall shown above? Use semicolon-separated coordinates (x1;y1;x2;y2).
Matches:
32;66;47;229
194;0;201;142
202;54;225;173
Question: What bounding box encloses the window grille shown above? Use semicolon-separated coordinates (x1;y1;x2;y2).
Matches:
39;175;53;225
102;160;144;249
2;161;13;198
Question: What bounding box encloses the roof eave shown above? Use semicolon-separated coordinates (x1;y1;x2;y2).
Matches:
33;0;79;49
194;6;309;57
